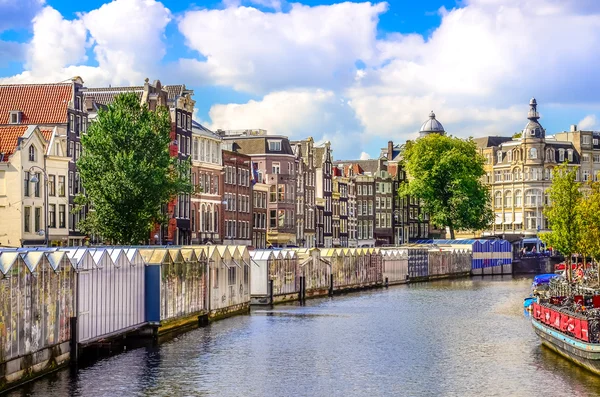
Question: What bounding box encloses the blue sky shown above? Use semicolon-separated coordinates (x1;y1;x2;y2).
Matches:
1;0;600;160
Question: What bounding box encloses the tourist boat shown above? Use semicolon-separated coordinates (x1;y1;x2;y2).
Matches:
530;274;600;375
524;274;555;311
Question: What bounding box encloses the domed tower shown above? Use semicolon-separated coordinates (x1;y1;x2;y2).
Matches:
522;98;545;140
419;111;445;138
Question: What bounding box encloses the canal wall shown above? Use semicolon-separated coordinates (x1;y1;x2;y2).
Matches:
0;240;510;392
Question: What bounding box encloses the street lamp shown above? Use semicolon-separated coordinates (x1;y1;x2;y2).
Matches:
29;166;49;247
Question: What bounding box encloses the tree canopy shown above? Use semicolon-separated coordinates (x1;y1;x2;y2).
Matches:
77;93;191;245
398;133;493;239
539;163;582;281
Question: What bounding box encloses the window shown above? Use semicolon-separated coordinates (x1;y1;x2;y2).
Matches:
34;172;40;197
58;175;65;197
34;207;41;233
69;141;74;158
70;114;74;132
529;148;537;159
568;150;573;162
48;174;56;196
558;149;564;162
583;136;591;145
525;189;541;207
24;171;30;197
268;140;282;151
59;204;66;228
69;171;73;195
9;111;21;124
504;191;512;207
497;151;502;163
583;169;590;182
49;204;56;228
583;154;590;163
24;206;31;233
494;171;502;183
507;151;512;162
29;145;36;162
76;115;81;135
494;191;502;208
594;154;600;164
546;149;554;162
270;210;277;228
177;112;181;127
515;190;522;206
594;138;599;146
503;170;512;182
272;162;280;174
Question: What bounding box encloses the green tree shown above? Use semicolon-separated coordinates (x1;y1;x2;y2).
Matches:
577;180;600;284
512;131;523;139
77;93;191;245
539;163;582;282
398;134;493;239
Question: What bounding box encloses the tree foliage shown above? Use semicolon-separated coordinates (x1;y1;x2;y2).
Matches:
577;180;600;282
398;134;493;239
539;163;582;281
77;93;191;245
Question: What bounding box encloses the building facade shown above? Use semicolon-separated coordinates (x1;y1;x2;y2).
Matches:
219;129;296;247
0;125;69;247
191;120;223;244
252;182;268;249
0;78;87;246
222;150;252;246
476;98;592;239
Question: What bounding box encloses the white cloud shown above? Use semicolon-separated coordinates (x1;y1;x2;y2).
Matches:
578;115;597;130
83;0;171;85
1;0;171;86
359;152;371;160
178;2;387;93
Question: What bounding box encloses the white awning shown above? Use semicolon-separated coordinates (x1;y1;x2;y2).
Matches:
514;212;523;224
495;213;503;225
504;213;513;224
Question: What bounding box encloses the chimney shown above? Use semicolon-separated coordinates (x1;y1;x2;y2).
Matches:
388;141;394;160
571;124;578;132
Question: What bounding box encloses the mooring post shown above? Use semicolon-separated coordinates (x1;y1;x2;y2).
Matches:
269;279;274;305
299;276;305;302
70;316;78;364
329;274;334;297
385;277;389;288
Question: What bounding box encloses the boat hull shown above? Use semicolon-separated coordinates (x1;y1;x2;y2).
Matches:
533;318;600;375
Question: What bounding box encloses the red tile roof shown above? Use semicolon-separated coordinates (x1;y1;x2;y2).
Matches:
39;127;54;142
0;125;27;161
0;83;73;125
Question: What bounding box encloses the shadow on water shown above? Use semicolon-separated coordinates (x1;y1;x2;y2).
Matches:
7;276;600;397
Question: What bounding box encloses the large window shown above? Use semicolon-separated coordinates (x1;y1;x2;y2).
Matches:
529;148;537;159
49;174;56;196
49;204;56;228
29;145;36;162
59;205;66;228
34;207;41;233
515;190;522;206
494;191;502;208
24;171;30;197
272;162;280;174
268;140;282;151
525;189;542;207
34;172;40;197
504;191;512;208
24;207;31;233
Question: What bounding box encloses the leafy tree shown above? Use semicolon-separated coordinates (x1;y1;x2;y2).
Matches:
77;93;191;245
577;180;600;284
512;131;523;139
539;163;582;282
398;134;493;239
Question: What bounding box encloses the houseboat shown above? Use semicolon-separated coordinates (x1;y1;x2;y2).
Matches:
530;274;600;374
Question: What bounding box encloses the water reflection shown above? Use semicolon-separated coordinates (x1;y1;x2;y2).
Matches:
7;277;600;397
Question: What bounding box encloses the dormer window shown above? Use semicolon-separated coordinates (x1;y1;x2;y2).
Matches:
268;140;281;151
497;151;502;163
567;149;573;162
558;149;565;162
9;111;22;124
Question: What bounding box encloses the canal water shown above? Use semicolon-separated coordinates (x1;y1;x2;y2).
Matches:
8;276;600;397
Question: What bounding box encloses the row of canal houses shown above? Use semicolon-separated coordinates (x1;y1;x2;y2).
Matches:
0;77;431;250
0;240;512;391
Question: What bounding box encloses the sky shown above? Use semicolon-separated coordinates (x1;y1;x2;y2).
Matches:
1;0;600;160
